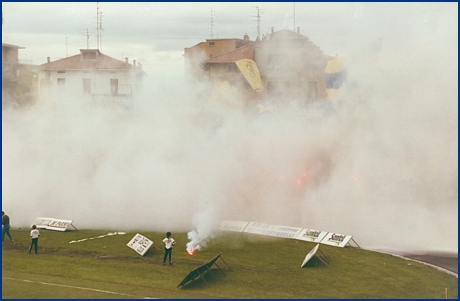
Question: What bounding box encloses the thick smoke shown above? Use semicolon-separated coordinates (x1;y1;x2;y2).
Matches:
2;4;457;255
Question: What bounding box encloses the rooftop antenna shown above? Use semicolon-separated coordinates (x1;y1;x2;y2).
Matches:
210;8;214;39
252;6;264;41
84;29;90;49
293;2;296;30
80;28;94;48
65;34;69;57
96;3;100;50
99;9;103;52
119;52;129;61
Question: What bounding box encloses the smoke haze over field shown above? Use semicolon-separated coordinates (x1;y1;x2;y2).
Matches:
2;3;458;254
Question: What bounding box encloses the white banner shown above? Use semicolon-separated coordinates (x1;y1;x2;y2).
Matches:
295;229;328;243
243;222;303;239
301;244;320;268
320;232;353;247
127;233;154;256
33;217;55;229
45;219;74;231
217;220;249;232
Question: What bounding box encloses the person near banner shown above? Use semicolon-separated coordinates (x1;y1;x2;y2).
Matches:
28;225;40;254
2;211;14;242
162;231;176;265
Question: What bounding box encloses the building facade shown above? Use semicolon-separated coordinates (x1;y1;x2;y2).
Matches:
254;29;331;102
2;43;24;83
2;43;38;108
37;49;146;103
184;35;252;79
184;29;333;105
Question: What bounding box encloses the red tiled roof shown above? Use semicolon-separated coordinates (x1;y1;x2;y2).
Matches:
205;43;255;63
38;50;142;71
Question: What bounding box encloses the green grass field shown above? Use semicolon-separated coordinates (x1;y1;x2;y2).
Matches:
2;229;457;298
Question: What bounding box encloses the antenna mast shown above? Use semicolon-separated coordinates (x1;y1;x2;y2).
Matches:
96;3;99;50
210;8;214;39
119;52;130;61
96;3;103;51
99;9;103;52
293;2;296;30
253;6;263;41
86;29;90;49
65;34;68;57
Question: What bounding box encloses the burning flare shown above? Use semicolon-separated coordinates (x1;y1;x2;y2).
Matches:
186;243;201;255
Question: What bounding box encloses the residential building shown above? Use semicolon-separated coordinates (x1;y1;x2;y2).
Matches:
37;49;146;103
204;43;256;99
184;28;333;105
254;28;332;102
2;43;38;108
2;43;24;83
184;35;252;79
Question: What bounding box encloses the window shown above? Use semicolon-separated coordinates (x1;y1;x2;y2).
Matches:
268;54;290;69
57;78;65;92
83;78;91;94
110;79;118;96
208;41;215;46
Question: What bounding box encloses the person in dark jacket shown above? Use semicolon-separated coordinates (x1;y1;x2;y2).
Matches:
2;211;14;242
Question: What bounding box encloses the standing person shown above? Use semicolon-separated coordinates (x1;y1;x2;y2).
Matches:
2;211;14;242
28;225;40;254
162;231;176;265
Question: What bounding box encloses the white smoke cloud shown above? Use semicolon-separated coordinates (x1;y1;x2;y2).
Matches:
2;3;457;255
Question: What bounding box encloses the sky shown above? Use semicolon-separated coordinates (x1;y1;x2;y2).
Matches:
2;2;458;255
2;2;455;77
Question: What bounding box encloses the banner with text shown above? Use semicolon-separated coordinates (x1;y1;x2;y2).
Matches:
127;233;154;256
320;232;353;247
45;219;75;231
217;220;249;232
295;229;328;243
33;217;55;229
243;222;303;239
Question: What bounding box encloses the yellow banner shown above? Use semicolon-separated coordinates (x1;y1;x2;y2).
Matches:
235;59;263;92
325;56;346;74
325;56;347;101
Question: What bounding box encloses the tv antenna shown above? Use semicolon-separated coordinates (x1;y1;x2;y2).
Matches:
82;29;91;49
99;10;103;51
119;52;129;61
252;6;264;41
293;2;296;30
210;8;214;39
86;29;90;49
96;2;103;51
65;34;69;57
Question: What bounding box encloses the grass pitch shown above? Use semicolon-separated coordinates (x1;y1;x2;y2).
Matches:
2;229;457;298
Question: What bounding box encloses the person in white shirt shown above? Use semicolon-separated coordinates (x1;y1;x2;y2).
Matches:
162;231;176;265
28;225;40;254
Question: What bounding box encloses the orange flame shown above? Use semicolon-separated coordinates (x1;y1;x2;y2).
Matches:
187;245;198;255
